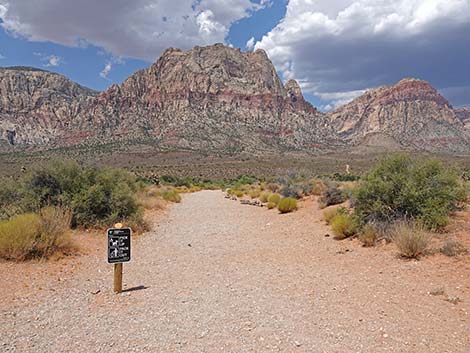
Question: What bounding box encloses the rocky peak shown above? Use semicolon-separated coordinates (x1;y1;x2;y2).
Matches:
284;79;303;98
327;78;469;153
376;78;452;107
456;107;470;128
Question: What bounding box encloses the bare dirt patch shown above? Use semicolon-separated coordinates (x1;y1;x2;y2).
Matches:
1;191;468;352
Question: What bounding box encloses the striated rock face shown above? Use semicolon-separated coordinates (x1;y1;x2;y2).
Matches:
1;46;470;154
0;67;97;145
75;44;337;152
327;78;470;153
456;107;470;129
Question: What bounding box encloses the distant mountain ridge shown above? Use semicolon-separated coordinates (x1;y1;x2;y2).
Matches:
0;44;469;154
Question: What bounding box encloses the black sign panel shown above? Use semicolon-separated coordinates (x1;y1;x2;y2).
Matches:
107;228;131;263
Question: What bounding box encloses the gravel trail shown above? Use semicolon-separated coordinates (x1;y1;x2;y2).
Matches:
1;190;469;352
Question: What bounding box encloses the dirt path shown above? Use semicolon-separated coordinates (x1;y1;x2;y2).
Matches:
1;191;469;352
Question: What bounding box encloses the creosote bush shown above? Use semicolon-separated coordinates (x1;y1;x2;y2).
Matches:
354;154;466;229
391;222;431;259
0;160;144;228
277;197;298;213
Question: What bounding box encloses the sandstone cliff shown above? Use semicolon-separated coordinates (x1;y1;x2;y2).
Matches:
0;67;97;146
326;78;470;153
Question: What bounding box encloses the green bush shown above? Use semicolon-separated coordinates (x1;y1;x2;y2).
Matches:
249;189;261;199
323;207;338;224
268;193;281;205
162;190;182;203
354;155;466;229
277;197;298;213
331;213;358;239
266;201;276;209
0;207;72;261
0;161;143;228
259;192;271;203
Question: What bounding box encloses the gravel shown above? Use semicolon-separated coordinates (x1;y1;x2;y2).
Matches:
1;190;469;352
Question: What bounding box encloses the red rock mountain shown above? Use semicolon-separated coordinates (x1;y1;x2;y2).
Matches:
327;78;470;153
0;45;469;154
456;107;470;129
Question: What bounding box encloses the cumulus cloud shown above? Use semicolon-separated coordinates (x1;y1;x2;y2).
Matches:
0;0;268;62
33;52;62;67
44;54;61;67
99;62;112;79
246;36;255;49
255;0;470;107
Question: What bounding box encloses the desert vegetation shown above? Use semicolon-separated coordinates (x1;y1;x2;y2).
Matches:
319;154;468;259
0;160;182;260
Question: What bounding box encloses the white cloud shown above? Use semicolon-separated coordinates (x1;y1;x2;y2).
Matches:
44;54;61;67
33;52;63;67
256;0;470;107
99;62;112;79
0;0;268;62
246;36;255;49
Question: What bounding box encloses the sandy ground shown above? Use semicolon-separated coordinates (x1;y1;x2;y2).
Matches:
1;190;469;352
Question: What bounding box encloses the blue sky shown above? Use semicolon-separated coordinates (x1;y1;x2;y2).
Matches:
1;0;469;109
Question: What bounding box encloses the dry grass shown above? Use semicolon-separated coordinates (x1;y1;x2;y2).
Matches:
0;206;73;261
322;207;338;224
391;222;432;259
358;223;377;247
440;239;467;257
259;192;271;203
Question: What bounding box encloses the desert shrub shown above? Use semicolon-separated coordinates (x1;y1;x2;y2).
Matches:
331;213;358;239
162;190;181;203
354;155;466;229
0;213;40;260
323;207;338;224
440;239;467;257
249;189;261;199
319;183;347;208
234;190;244;198
71;168;140;227
36;207;73;258
266;183;281;193
267;202;276;209
259;192;271;203
281;185;302;199
268;193;281;205
278;197;298;213
358;223;377;247
311;179;326;196
391;222;431;258
0;207;72;261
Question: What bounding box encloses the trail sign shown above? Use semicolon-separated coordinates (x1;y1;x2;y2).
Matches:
107;227;131;263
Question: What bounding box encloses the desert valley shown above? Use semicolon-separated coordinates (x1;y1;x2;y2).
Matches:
0;20;469;353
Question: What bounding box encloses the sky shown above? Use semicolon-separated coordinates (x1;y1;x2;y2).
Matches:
0;0;469;110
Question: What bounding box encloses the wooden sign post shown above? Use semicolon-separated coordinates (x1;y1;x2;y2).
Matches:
107;224;132;294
